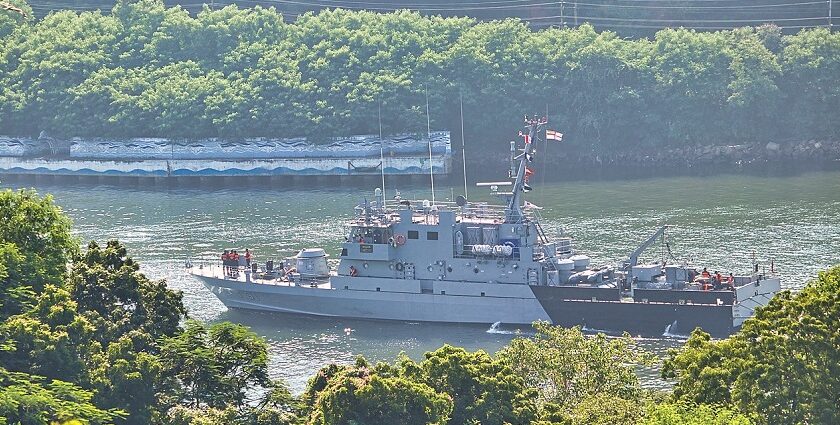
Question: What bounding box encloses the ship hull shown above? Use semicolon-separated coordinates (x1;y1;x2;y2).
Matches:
199;275;552;325
194;271;779;337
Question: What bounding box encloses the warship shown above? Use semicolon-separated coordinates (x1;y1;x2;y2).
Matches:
190;117;780;337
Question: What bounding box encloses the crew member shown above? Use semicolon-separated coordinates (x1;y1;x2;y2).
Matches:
221;250;229;274
726;273;735;289
349;265;358;277
245;249;252;267
701;267;711;278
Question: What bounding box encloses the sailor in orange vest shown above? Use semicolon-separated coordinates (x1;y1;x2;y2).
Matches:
726;273;735;290
701;268;711;278
245;248;252;267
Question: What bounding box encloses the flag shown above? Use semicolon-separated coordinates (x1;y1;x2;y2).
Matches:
524;201;543;210
546;129;563;142
525;167;534;177
519;131;531;144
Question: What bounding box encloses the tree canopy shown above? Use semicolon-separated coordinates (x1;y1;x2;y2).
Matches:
1;1;838;148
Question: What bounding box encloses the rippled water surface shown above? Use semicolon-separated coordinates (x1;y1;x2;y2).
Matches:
6;169;839;392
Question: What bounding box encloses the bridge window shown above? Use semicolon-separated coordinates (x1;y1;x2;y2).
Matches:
427;231;438;240
408;230;419;239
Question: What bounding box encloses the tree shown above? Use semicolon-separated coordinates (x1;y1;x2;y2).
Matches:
0;285;96;383
0;367;124;425
642;402;754;425
779;29;840;141
304;357;452;425
0;189;77;317
0;0;32;38
663;266;840;425
160;320;272;409
0;10;119;136
497;322;654;424
0;242;28;319
87;331;173;424
401;344;537;425
68;240;187;345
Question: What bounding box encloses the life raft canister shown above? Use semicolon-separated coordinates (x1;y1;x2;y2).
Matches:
394;234;407;246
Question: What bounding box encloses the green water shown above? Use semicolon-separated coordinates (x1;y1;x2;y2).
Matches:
5;169;839;392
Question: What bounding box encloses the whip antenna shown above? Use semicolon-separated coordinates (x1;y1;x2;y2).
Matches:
460;89;468;200
378;100;386;207
426;85;435;205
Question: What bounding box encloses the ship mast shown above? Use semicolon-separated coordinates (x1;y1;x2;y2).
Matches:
506;116;545;223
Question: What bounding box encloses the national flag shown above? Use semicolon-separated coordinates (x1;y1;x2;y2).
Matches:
546;129;563;142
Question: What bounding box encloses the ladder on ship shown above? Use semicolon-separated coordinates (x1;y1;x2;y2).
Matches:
529;208;549;244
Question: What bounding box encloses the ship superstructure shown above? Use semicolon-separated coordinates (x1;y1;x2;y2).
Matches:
190;117;780;337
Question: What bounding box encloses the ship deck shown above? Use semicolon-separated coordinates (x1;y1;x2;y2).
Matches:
190;265;334;289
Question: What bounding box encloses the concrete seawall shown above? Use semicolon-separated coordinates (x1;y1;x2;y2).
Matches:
0;133;452;179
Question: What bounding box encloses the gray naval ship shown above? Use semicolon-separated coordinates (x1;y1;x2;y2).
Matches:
190;117;781;337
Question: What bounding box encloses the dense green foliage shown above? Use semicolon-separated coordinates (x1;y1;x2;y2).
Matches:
160;320;271;409
1;0;839;148
641;403;754;425
663;266;840;424
0;366;124;425
498;323;654;424
302;346;537;425
0;189;76;318
0;188;287;424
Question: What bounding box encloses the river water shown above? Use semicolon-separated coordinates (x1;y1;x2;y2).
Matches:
5;169;839;393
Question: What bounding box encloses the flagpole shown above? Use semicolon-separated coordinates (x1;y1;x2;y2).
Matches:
542;103;548;207
379;100;386;208
426;85;435;205
460;89;468;199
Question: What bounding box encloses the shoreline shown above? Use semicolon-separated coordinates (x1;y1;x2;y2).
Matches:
2;138;838;185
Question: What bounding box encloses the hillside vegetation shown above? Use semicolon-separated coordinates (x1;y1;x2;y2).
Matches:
1;0;838;148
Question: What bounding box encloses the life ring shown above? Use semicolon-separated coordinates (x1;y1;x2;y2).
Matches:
394;234;407;246
349;265;359;277
395;262;405;272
